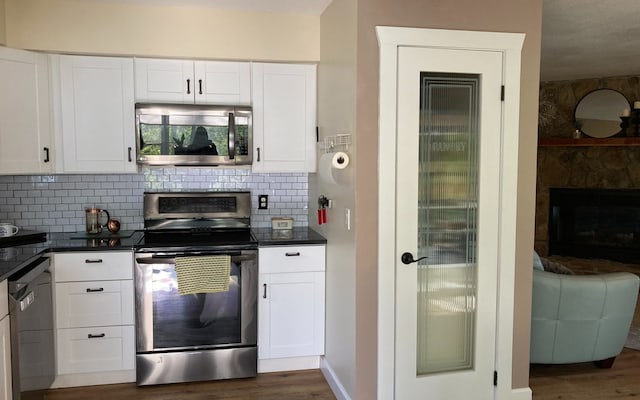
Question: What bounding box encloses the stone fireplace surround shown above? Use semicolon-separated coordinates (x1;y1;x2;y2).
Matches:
536;74;640;257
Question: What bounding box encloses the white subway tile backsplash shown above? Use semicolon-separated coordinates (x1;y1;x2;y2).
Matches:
0;167;309;232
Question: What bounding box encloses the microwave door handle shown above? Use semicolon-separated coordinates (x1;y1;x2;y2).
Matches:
228;112;235;160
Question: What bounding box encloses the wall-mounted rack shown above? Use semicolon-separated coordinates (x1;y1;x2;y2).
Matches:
322;134;352;153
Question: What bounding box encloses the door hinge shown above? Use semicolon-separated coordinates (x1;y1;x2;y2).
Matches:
500;85;505;101
493;370;498;386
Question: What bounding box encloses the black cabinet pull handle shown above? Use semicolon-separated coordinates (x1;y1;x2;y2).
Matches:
86;288;104;293
85;259;103;264
401;252;428;265
128;147;133;162
263;283;267;299
257;147;261;162
186;78;191;94
88;333;106;339
43;147;50;163
285;252;301;257
198;79;203;95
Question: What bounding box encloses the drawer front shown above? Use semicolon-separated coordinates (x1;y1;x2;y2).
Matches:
57;325;135;375
54;252;133;282
259;245;325;274
55;280;134;328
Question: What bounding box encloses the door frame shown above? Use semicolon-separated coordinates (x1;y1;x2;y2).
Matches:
376;27;525;400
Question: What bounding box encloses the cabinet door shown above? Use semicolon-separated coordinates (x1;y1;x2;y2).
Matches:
134;58;194;104
54;55;136;173
259;272;325;359
0;315;11;400
194;61;251;105
0;47;52;174
252;63;317;173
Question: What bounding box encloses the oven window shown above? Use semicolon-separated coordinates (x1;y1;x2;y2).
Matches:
152;262;242;349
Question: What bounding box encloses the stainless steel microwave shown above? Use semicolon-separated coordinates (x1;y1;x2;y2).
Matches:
135;103;252;166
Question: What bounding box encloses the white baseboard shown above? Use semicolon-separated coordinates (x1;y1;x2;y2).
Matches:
258;356;320;373
320;357;352;400
511;387;532;400
51;369;135;388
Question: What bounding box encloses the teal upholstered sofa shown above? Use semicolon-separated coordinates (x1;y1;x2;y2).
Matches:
530;262;639;368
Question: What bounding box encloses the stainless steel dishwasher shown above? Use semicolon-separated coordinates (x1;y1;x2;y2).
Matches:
8;256;55;400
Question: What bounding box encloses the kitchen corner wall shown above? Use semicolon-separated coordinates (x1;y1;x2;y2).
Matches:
0;0;6;46
0;168;308;233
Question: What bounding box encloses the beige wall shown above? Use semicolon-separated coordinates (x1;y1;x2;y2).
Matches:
316;0;358;396
0;0;6;45
4;0;319;61
354;0;543;396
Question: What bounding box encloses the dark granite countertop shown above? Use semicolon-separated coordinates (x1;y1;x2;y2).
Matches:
252;227;326;246
1;228;325;282
0;231;144;282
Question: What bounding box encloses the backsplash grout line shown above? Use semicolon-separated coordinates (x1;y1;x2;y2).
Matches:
0;167;309;232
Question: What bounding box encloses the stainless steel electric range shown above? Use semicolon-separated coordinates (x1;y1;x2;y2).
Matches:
134;191;258;386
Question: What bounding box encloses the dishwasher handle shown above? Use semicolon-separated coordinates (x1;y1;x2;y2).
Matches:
8;257;51;295
14;290;36;312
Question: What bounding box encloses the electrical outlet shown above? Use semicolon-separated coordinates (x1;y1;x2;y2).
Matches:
258;195;269;209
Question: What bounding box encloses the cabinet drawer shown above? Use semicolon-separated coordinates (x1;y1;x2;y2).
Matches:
57;325;135;375
54;252;133;282
55;280;134;328
259;245;325;274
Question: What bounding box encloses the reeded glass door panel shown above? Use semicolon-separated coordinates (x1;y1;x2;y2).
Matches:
417;72;479;375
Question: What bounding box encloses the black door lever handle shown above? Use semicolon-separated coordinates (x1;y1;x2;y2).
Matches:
401;252;428;265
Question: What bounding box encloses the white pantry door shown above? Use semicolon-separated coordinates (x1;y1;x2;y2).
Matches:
377;27;525;400
395;45;502;400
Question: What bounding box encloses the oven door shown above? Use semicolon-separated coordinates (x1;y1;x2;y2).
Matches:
134;249;257;353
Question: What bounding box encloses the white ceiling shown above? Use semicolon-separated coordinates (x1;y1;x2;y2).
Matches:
541;0;640;81
88;0;332;15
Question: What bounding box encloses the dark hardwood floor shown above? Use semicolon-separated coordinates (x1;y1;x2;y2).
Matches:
40;348;640;400
530;347;640;399
43;370;336;400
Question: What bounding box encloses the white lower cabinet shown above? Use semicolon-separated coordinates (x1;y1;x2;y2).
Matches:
258;245;325;372
52;252;135;387
1;280;11;400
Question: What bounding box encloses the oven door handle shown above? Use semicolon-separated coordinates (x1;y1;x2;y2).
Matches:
135;254;255;264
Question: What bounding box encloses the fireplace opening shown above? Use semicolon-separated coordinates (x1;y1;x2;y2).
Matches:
548;188;640;263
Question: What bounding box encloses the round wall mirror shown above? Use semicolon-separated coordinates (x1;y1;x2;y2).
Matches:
574;89;629;138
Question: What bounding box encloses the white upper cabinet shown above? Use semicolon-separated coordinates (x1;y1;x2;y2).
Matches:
0;47;53;175
134;58;251;105
252;63;317;173
51;54;137;174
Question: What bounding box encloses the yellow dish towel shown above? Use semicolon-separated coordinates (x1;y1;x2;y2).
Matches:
174;255;231;295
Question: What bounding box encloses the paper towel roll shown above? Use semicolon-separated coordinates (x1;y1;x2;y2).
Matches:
319;152;350;184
